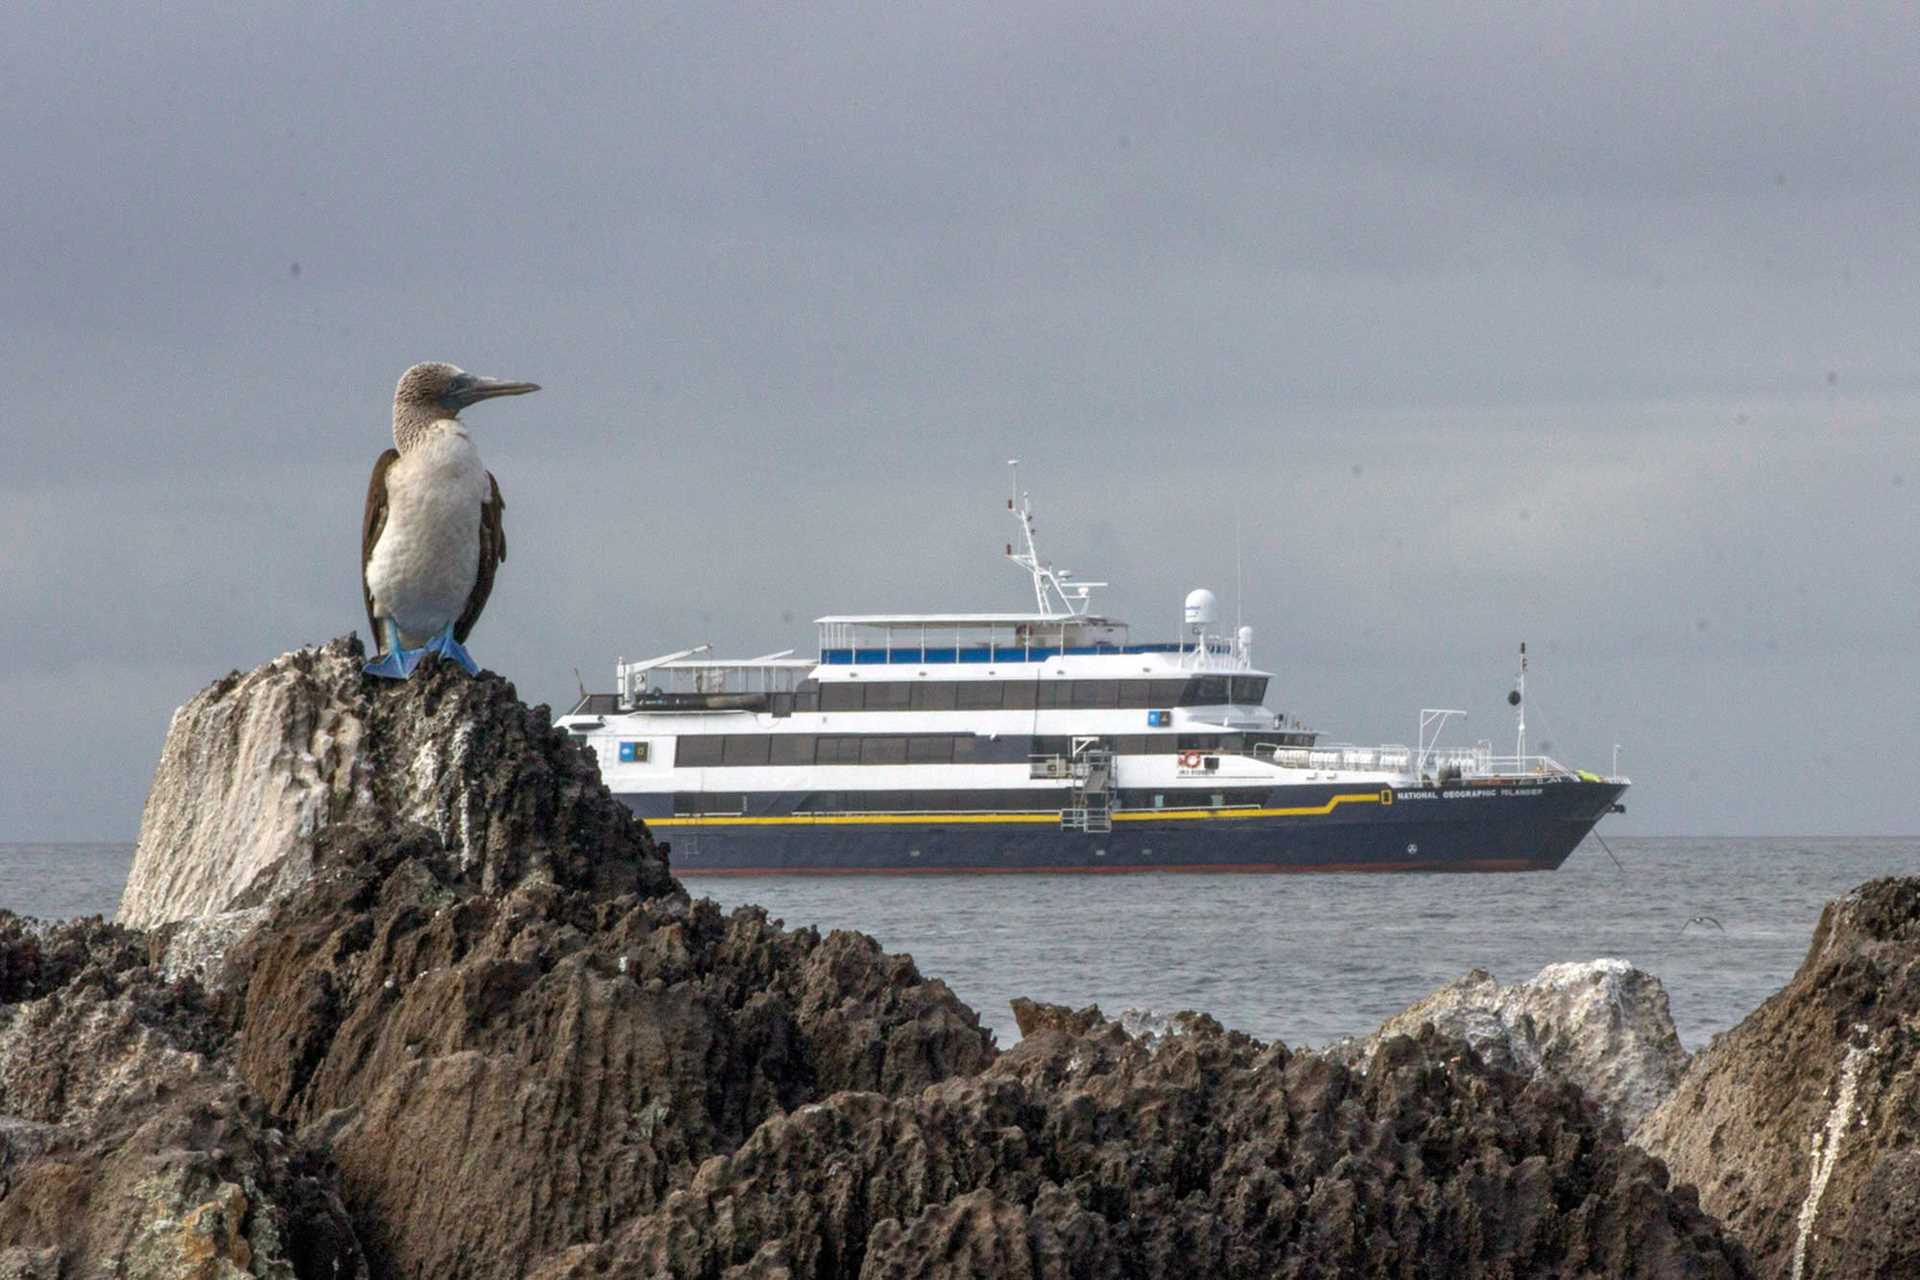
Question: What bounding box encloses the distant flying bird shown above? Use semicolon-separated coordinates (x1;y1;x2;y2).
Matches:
361;362;538;678
1681;915;1725;934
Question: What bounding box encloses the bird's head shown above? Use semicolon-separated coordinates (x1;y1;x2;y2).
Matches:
395;362;541;417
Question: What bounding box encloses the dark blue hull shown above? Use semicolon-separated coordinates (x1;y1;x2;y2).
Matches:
627;780;1625;875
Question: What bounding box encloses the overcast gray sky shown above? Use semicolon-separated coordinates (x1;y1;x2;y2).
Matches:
4;3;1916;840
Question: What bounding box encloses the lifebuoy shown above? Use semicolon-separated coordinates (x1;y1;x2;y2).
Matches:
1177;750;1202;769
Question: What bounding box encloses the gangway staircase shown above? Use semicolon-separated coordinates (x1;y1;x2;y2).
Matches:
1042;737;1113;834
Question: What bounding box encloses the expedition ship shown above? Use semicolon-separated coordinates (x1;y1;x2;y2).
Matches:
557;472;1628;874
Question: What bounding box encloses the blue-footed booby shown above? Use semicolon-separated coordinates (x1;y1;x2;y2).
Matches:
361;362;538;679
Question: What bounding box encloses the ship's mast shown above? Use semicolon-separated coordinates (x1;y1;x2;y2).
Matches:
1004;460;1103;618
1514;641;1528;761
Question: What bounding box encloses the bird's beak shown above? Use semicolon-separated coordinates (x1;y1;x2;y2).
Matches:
447;374;541;409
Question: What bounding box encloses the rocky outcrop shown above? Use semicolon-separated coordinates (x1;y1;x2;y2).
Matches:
537;1007;1751;1279
120;636;668;928
1634;878;1920;1280
0;912;365;1279
217;822;994;1279
1337;959;1690;1133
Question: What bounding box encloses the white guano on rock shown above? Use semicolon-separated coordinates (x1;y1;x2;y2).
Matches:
1348;958;1690;1132
120;645;370;928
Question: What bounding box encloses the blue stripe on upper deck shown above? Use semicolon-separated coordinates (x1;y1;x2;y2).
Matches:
821;642;1234;665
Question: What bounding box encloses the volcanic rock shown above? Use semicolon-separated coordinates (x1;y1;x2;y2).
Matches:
0;912;365;1278
120;636;668;928
1339;959;1690;1132
218;822;994;1279
535;1007;1751;1279
1633;877;1920;1279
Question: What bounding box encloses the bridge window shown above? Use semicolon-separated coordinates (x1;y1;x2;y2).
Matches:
1230;677;1268;704
1183;676;1229;706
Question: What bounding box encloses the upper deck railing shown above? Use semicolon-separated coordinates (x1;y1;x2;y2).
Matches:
818;640;1236;666
1249;741;1617;783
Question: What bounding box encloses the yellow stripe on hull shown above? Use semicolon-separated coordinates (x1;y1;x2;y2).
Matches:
647;791;1384;828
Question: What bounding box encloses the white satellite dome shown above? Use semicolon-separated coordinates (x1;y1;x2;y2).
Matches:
1183;588;1218;629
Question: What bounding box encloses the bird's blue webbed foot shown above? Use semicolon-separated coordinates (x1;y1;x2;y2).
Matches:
364;619;425;679
423;623;481;676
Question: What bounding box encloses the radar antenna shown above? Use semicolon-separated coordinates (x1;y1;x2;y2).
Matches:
1004;460;1105;617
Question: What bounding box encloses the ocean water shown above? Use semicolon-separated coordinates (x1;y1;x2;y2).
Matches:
4;838;1913;1051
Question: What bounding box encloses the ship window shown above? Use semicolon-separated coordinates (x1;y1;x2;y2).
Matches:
794;690;820;712
1110;735;1146;755
1148;679;1188;706
817;736;862;764
722;735;770;766
1177;734;1221;751
1070;680;1119;707
1032;735;1069;757
804;791;842;812
671;793;697;815
1229;677;1268;704
1183;676;1229;706
1001;682;1037;709
1118;680;1154;708
907;735;952;763
865;682;911;710
817;687;864;717
769;693;794;717
958;681;1005;709
861;736;907;765
677;736;723;767
769;735;815;765
951;735;981;763
702;793;747;815
910;682;957;710
1036;680;1068;708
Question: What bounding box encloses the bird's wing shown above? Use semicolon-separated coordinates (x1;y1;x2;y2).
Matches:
361;449;399;648
455;471;506;643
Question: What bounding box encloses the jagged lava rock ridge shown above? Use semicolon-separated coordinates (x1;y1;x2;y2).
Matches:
1333;958;1690;1133
539;1003;1751;1279
120;635;666;928
1634;877;1920;1280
